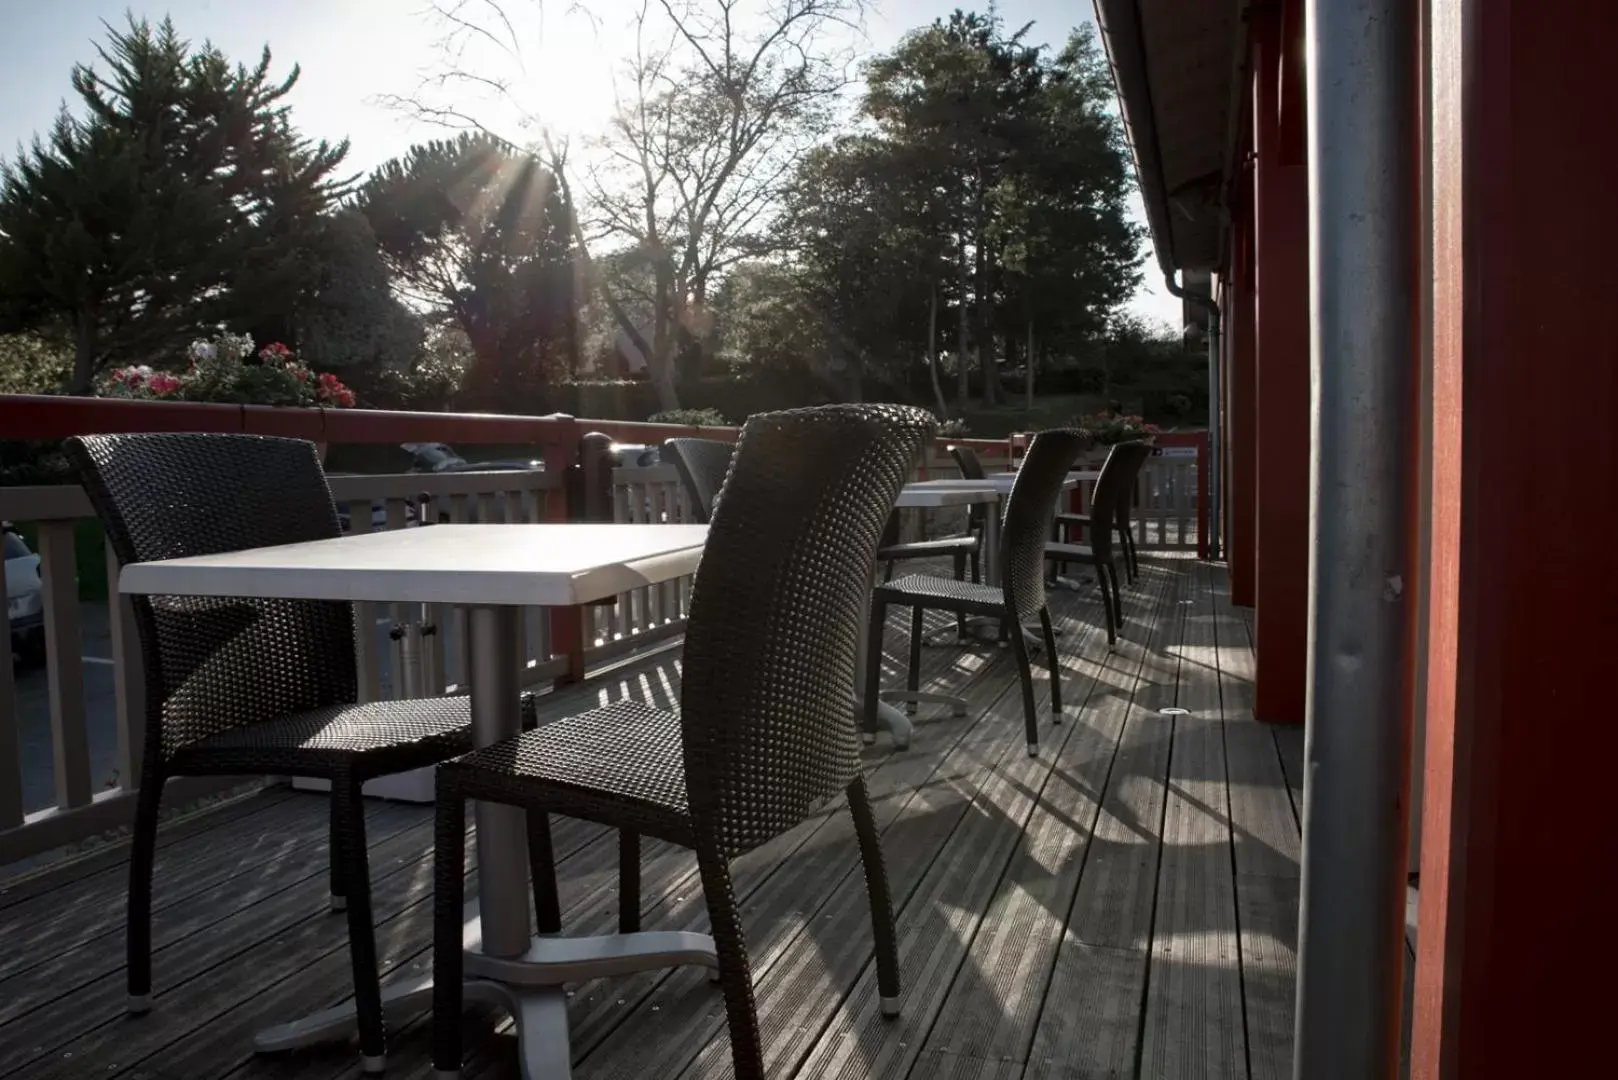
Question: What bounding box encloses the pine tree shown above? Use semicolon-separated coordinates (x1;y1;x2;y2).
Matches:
0;17;349;391
358;133;579;412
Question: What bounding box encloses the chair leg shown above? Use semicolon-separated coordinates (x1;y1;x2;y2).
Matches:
126;769;166;1014
697;848;765;1080
619;830;642;934
432;786;468;1076
527;810;561;934
951;553;968;637
334;773;386;1071
883;560;895;582
969;549;981;584
1009;610;1040;756
1106;560;1125;629
1039;607;1063;723
907;605;924;710
1096;564;1119;650
863;599;887;741
846;776;901;1018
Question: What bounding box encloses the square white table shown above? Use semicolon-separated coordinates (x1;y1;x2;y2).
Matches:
121;523;711;1079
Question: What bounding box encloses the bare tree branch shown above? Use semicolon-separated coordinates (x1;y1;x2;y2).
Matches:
385;0;864;408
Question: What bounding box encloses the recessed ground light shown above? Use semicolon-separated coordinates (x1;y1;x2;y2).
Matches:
1160;706;1190;716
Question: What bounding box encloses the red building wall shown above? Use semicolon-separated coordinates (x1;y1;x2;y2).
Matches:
1226;202;1257;607
1413;0;1618;1076
1250;0;1310;725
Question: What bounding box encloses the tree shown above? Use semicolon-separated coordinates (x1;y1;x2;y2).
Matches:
862;11;1044;407
295;210;426;388
992;27;1143;373
385;0;865;411
846;13;1141;406
0;334;72;394
0;17;349;391
358;133;579;411
776;135;951;403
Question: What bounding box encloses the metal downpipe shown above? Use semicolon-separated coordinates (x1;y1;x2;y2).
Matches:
1294;0;1416;1076
1164;273;1222;559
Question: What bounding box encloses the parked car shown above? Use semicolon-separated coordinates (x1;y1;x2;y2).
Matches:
401;442;545;473
4;524;45;666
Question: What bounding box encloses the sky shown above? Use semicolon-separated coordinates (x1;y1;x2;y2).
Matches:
0;0;1180;328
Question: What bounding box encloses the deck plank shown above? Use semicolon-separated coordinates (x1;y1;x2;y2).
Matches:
1137;562;1247;1080
917;563;1177;1069
0;789;321;969
1213;575;1300;1080
1022;560;1185;1080
0;796;419;1028
0;785;301;908
770;611;1129;1080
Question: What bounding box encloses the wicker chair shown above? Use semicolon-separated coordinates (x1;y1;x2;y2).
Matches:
949;443;987;481
871;443;984;627
1045;440;1154;635
1053;441;1152;581
866;429;1088;757
873;440;984;585
65;433;549;1074
662;436;735;522
431;403;936;1079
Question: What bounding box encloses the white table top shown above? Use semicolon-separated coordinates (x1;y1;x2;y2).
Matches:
896;482;1003;509
992;470;1100;483
118;523;709;608
909;475;1080;496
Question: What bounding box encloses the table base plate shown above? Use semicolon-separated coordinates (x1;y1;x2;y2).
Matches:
252;912;719;1079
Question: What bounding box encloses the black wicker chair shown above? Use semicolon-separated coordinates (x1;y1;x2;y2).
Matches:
1053;441;1152;581
949;443;986;480
866;428;1088;757
431;403;936;1079
874;441;984;585
662;436;735;522
65;433;549;1074
1045;440;1154;636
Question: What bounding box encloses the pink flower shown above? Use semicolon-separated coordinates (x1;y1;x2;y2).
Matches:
336;388;356;408
148;373;183;396
258;342;291;363
318;372;341;389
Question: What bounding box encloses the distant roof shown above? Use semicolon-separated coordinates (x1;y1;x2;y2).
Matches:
1092;0;1247;272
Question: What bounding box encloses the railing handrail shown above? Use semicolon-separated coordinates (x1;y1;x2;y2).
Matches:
0;393;1117;457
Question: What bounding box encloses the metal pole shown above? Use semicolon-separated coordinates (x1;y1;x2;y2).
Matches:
1206;315;1223;559
468;604;531;959
1295;0;1415;1077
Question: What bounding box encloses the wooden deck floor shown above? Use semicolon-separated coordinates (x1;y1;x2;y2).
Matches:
0;556;1301;1080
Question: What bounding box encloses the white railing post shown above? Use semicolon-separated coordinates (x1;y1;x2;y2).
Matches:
37;520;92;808
105;540;145;791
0;552;22;828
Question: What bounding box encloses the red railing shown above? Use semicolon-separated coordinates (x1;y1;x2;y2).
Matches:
0;393;1206;553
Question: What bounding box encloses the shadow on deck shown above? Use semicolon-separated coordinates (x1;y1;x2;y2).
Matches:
0;557;1300;1080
